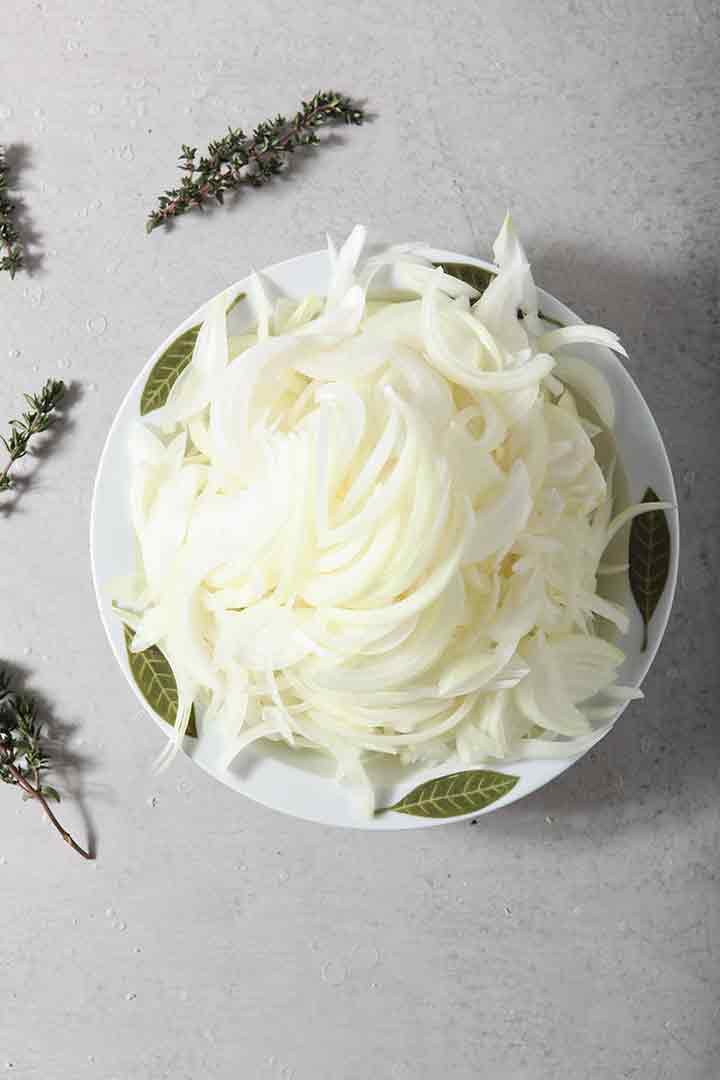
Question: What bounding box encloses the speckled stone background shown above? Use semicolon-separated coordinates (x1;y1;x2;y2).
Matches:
1;2;718;1078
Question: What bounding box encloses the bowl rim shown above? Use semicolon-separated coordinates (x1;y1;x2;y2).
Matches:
89;242;679;830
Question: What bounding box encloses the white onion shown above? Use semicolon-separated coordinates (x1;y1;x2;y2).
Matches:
120;215;662;815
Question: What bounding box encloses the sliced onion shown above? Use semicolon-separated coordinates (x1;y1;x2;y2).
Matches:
123;218;652;818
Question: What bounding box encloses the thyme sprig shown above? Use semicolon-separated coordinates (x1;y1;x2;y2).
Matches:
1;382;90;857
0;671;92;859
0;146;23;278
147;90;365;233
0;379;65;494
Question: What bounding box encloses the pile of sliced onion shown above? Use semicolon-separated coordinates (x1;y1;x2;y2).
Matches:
115;216;666;815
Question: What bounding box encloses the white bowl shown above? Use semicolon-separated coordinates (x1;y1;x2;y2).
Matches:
90;244;679;829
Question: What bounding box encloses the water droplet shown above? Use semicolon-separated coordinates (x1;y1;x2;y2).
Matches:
124;992;136;1001
31;362;40;374
40;654;49;663
72;918;79;926
216;59;225;72
134;945;142;954
105;907;115;918
57;356;71;370
116;921;127;932
88;102;103;116
8;348;21;359
504;905;512;916
176;780;191;794
277;869;289;884
117;144;135;161
86;315;108;336
0;105;12;120
66;38;79;52
320;960;347;986
22;646;32;656
86;381;98;392
147;794;158;808
23;285;45;307
0;856;7;866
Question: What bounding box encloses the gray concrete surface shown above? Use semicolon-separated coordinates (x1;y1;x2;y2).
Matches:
1;2;718;1077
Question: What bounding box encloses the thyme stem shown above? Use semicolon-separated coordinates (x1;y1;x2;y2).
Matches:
6;762;92;860
147;90;365;233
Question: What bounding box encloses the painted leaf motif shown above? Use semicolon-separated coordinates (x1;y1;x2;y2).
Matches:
123;625;197;737
140;323;202;416
437;260;563;326
226;289;247;315
435;261;495;297
378;768;519;818
628;487;671;651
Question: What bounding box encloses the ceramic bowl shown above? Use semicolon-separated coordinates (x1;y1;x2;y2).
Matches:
90;242;679;829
